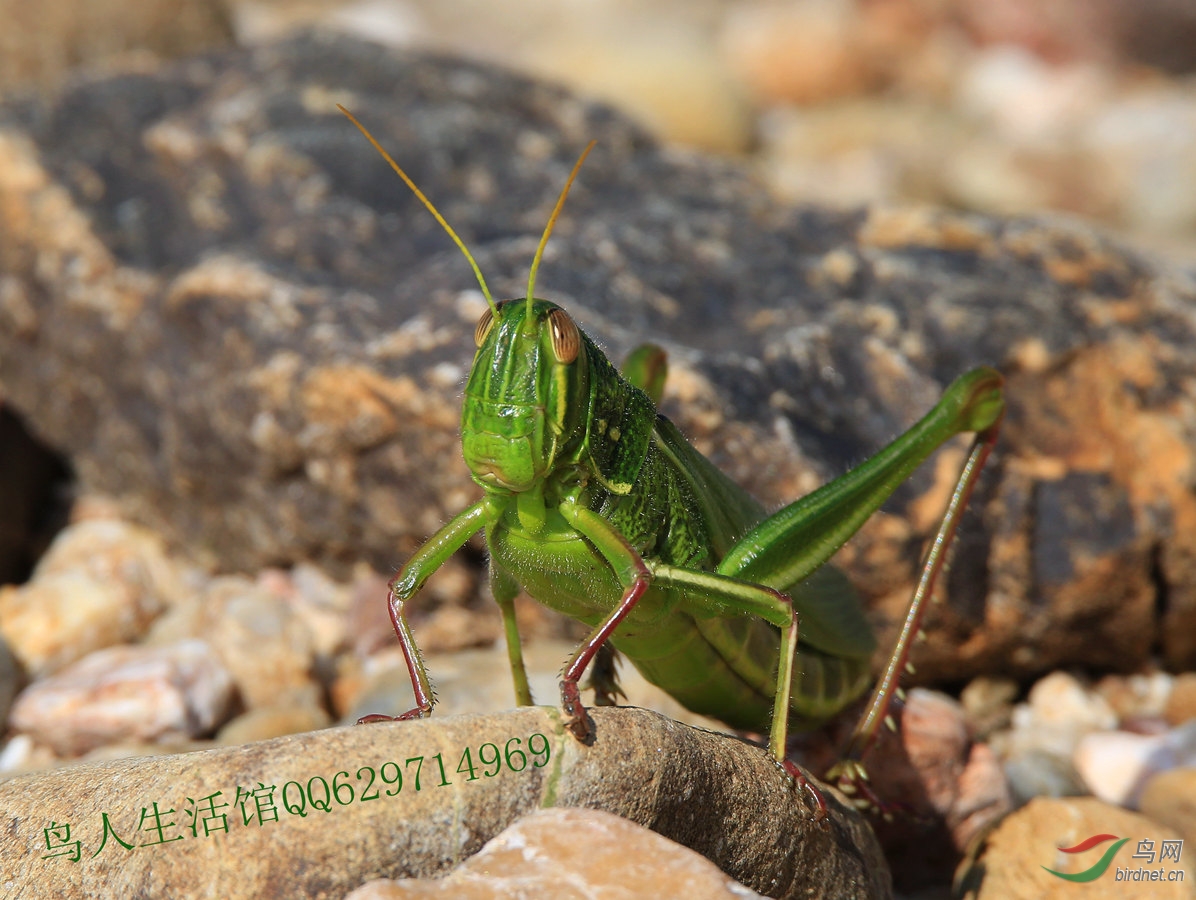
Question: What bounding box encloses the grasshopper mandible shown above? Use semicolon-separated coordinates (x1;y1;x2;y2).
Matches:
340;106;1004;815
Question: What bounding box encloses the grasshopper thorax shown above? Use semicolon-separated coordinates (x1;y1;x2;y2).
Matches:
461;298;588;493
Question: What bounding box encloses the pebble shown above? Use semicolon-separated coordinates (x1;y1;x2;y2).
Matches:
1138;767;1196;846
960;675;1019;740
340;638;729;734
1083;89;1196;234
0;519;185;677
1004;749;1088;805
192;575;319;710
1163;672;1196;726
524;20;755;154
349;557;491;657
347;565;398;658
216;701;332;745
1073;721;1196;808
278;561;355;659
0;733;53;776
722;0;877;106
959;796;1192;899
896;688;971;808
996;671;1118;761
953;742;1016;850
8;639;236;756
344;807;768;900
955;45;1110;146
341;643;565;724
1095;669;1175;724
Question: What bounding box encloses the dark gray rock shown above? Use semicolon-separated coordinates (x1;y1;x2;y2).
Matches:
0;32;1194;685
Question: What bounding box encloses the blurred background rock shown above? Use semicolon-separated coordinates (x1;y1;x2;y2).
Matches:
3;0;1196;262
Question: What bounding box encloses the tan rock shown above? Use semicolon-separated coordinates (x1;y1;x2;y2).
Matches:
1139;767;1196;846
1001;671;1118;760
722;1;879;106
0;519;186;676
216;701;332;745
959;796;1194;899
9;639;236;756
0;0;230;91
275;562;356;659
1095;670;1173;723
347;807;769;899
523;22;754;154
960;675;1018;740
1164;672;1196;727
343;638;730;735
195;576;318;709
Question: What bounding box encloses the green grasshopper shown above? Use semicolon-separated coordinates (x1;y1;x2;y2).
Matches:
340;106;1004;814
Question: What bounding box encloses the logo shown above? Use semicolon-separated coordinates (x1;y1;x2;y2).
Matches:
1043;834;1185;884
1043;834;1129;882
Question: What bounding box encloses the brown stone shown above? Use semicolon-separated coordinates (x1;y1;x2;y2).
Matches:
858;689;1011;890
0;706;891;900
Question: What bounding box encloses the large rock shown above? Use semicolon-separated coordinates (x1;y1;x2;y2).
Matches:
0;706;891;900
0;32;1193;686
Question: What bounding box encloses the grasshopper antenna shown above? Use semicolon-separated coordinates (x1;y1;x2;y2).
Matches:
525;141;596;320
337;104;498;313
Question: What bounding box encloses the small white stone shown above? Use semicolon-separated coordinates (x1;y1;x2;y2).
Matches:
1074;721;1196;808
0;734;36;773
1001;671;1117;760
9;639;236;756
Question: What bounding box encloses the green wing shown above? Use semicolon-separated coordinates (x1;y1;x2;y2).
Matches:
653;415;876;661
787;564;876;660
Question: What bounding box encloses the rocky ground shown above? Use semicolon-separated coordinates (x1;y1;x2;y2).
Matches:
1;6;1196;900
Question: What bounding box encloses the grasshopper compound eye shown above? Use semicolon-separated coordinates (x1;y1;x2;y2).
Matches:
474;306;495;347
547;308;580;363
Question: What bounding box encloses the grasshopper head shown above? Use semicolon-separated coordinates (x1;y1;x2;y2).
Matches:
461;298;587;492
334;106;596;496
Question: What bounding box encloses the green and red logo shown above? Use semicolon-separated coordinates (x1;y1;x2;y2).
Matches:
1043;834;1129;882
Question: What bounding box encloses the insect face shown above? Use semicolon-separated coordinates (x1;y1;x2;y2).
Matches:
462;299;586;492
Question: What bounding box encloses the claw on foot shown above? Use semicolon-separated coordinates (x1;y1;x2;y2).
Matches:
356;708;429;726
559;680;594;742
783;759;829;822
